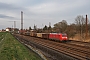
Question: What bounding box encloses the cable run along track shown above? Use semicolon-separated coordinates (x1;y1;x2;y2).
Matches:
14;34;90;60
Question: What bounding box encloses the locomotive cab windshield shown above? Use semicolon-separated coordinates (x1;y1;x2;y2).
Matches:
62;34;67;37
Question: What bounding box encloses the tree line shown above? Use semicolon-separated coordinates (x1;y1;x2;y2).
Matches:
29;15;90;40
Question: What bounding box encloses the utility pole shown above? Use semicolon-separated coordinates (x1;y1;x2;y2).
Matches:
86;14;88;37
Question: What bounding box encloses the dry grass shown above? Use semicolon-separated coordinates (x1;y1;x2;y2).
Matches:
69;33;90;42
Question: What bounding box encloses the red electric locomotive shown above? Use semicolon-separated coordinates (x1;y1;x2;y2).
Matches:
49;33;67;41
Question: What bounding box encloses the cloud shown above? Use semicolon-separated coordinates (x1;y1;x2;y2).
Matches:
0;0;90;29
0;14;16;19
22;0;90;28
0;0;22;4
0;2;25;11
26;0;88;16
0;2;27;20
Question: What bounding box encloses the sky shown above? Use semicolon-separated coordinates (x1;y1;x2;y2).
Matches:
0;0;90;30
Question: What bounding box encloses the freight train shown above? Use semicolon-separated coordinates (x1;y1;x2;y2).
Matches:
20;30;68;41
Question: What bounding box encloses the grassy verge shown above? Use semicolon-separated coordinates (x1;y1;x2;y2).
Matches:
0;32;6;41
0;32;42;60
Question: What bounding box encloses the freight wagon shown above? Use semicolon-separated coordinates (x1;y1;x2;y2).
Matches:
42;33;49;39
36;33;47;38
22;30;68;41
30;30;36;37
19;30;26;35
24;32;30;36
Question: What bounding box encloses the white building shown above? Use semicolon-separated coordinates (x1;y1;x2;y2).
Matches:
6;28;9;31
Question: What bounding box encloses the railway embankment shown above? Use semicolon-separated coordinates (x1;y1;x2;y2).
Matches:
14;34;78;60
0;32;42;60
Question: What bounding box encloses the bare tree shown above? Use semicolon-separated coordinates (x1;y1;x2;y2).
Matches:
43;25;48;33
53;20;67;33
66;23;76;39
48;25;52;33
43;25;48;30
34;24;37;30
75;15;85;40
88;22;90;36
29;26;32;31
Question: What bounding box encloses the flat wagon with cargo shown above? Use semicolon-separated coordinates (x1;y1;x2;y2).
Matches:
20;30;68;42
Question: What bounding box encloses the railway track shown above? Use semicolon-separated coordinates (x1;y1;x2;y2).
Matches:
14;34;90;60
27;36;90;60
66;40;90;47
